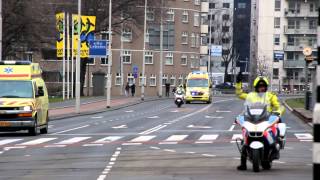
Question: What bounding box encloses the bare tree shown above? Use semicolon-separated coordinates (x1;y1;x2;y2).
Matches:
256;56;271;77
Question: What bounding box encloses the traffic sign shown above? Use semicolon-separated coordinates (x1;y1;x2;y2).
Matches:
210;45;222;57
89;40;108;57
132;65;138;78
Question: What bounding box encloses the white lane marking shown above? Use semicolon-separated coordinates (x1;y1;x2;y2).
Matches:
129;136;156;143
150;146;160;150
164;122;172;125
195;134;219;144
97;147;121;180
97;175;107;180
18;138;57;146
170;110;179;112
93;136;123;144
187;125;212;129
91;116;103;119
53;125;90;134
0;151;3;154
48;125;54;128
163;149;176;152
139;125;167;135
231;134;243;143
160;135;188;144
273;160;286;164
125;110;134;113
122;143;142;146
233;157;241;160
228;124;236;131
185;151;196;154
294;133;313;141
0;139;23;146
216;110;231;113
4;146;26;151
300;140;313;142
112;125;127;129
44;145;66;148
205;115;224;119
55;137;91;145
147;116;159;119
83;144;103;147
202;154;216;157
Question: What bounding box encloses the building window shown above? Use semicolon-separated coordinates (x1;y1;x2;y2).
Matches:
182;10;189;23
181;31;188;44
177;75;183;86
196;34;200;47
127;73;134;86
191;33;196;47
145;29;149;43
194;12;200;26
208;14;214;21
222;26;229;32
181;54;187;65
190;55;199;68
309;20;316;29
288;19;295;29
273;68;279;79
287;52;294;60
147;8;155;21
165;52;173;65
100;57;109;65
222;14;229;21
162;74;168;86
222;38;230;44
122;50;131;64
87;58;95;65
167;9;174;22
115;73;122;86
209;3;215;9
139;73;146;87
149;74;156;86
144;51;153;64
310;3;315;12
223;3;230;8
122;28;132;42
170;75;176;86
194;0;200;5
275;0;281;11
238;2;246;9
274;17;280;28
274;34;280;45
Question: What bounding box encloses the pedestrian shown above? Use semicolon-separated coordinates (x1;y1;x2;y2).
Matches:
125;82;130;97
131;83;136;97
165;81;170;97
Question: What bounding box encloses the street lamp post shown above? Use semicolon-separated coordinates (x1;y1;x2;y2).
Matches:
141;0;147;101
159;0;163;98
75;0;81;113
106;0;112;108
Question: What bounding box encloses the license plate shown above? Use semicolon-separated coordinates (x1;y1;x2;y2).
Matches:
0;122;11;127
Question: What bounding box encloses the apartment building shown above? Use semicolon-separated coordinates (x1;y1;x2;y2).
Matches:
39;0;209;96
251;0;318;92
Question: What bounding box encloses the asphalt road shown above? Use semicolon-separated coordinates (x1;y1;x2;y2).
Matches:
0;97;312;180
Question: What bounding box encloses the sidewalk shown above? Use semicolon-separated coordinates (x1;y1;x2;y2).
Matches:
282;100;313;124
49;96;165;120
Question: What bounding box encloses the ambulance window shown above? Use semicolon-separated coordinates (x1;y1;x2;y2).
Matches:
33;82;38;97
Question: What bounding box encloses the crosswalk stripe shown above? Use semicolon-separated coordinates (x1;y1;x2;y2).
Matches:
231;134;243;143
93;136;123;144
129;135;156;142
0;139;23;146
294;133;313;141
195;134;219;144
55;137;91;145
19;138;57;146
160;135;188;144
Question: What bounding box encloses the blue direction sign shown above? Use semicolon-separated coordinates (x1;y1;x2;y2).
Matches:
210;45;222;57
132;65;138;78
274;51;284;61
89;40;108;57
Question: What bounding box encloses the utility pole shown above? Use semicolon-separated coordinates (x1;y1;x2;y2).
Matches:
106;0;112;108
120;11;124;96
62;12;66;101
141;0;147;101
159;0;163;98
208;13;213;75
75;0;81;113
67;13;70;99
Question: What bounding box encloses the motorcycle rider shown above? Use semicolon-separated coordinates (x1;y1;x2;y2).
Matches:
176;84;185;95
235;72;286;170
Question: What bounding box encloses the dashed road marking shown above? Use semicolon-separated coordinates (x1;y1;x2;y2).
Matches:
147;116;159;119
231;134;243;143
93;136;123;144
216;110;231;113
91;116;104;119
205;116;224;119
55;137;91;145
0;139;23;146
53;125;90;134
160;135;188;144
228;124;236;131
112;125;127;129
294;133;313;141
195;134;219;144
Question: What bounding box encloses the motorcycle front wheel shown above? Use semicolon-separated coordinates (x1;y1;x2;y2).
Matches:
261;161;272;170
252;149;260;172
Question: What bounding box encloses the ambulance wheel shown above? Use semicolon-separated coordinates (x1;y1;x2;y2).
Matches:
29;117;39;136
186;101;190;104
40;114;49;134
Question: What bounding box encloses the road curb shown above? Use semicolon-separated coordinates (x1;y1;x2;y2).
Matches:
49;97;170;121
282;100;312;127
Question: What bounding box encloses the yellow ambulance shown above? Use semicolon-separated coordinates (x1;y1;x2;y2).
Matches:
0;61;49;135
185;71;212;104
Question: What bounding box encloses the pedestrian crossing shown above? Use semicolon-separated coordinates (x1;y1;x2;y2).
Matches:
0;133;313;148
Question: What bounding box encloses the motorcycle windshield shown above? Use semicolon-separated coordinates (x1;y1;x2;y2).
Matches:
244;93;269;123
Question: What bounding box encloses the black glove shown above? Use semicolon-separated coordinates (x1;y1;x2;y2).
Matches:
236;72;243;83
272;112;280;116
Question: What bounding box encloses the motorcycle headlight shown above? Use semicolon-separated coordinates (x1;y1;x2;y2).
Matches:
23;106;32;111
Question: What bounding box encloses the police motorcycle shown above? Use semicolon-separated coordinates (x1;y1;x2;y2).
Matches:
235;93;286;172
174;89;185;108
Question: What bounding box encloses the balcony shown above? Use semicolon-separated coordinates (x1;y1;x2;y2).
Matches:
283;43;303;51
201;25;208;34
200;46;208;55
283;60;305;69
282;77;304;85
201;2;209;13
284;26;317;35
284;8;318;18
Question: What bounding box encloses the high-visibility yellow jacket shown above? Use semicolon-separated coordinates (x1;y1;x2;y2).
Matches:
236;82;285;116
